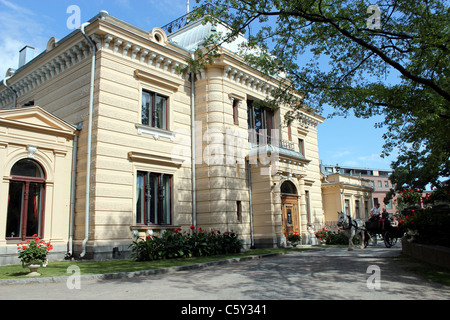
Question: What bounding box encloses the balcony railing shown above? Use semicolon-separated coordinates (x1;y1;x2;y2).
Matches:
161;4;215;35
248;130;295;151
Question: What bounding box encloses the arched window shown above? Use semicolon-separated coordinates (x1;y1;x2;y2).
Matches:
281;180;297;195
6;159;46;240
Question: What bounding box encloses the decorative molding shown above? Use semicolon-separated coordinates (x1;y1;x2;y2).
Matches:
224;66;276;96
135;124;176;141
128;151;184;168
134;69;182;93
27;145;38;159
0;30;190;107
0;37;100;108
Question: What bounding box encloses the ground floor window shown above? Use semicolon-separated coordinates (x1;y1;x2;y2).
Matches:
6;159;46;240
136;172;172;225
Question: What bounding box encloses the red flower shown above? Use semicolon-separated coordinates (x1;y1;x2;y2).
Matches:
190;225;195;230
32;234;37;237
198;227;203;233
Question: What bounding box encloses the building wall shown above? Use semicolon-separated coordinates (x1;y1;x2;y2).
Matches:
322;174;373;229
0;13;327;262
0;108;76;265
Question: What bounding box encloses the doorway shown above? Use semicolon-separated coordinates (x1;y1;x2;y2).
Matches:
280;181;299;235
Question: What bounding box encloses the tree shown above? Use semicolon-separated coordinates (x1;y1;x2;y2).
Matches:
190;0;450;187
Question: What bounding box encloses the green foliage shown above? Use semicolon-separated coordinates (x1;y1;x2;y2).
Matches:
315;228;358;245
191;0;450;187
285;231;301;244
401;207;450;247
129;228;243;262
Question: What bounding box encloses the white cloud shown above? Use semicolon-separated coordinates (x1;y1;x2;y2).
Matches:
0;0;35;16
0;1;47;78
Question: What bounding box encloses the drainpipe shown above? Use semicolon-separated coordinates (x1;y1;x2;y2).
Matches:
247;160;255;249
190;53;197;230
2;76;17;108
67;122;82;258
80;22;97;258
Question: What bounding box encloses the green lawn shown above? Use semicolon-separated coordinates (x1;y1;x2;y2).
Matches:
0;248;312;280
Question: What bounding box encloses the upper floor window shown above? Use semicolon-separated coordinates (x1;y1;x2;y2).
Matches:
142;90;168;130
298;138;305;157
247;100;274;145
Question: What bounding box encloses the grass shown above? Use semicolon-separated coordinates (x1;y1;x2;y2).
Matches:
395;254;450;286
0;248;313;280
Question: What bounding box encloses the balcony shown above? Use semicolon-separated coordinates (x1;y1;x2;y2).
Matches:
161;4;215;35
248;130;308;164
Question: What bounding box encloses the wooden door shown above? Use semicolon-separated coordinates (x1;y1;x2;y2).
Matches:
282;196;300;235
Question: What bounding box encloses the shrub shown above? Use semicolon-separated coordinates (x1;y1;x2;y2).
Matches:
315;228;360;245
401;207;450;247
129;227;243;261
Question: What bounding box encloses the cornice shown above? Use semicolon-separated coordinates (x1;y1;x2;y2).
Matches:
0;20;190;108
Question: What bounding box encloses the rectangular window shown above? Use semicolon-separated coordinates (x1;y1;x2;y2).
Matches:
344;199;350;215
305;190;311;225
384;181;389;188
142;90;168;130
355;200;360;219
378;181;382;189
298;139;305;156
247;100;274;145
236;201;242;223
232;99;239;125
136;172;172;225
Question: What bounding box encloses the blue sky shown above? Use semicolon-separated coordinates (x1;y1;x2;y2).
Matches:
0;0;398;170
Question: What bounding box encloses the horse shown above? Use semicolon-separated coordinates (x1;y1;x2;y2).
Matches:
337;212;366;251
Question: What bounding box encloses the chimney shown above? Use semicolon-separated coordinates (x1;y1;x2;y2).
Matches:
19;45;35;68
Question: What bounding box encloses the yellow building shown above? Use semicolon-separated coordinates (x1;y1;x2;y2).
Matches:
321;173;373;230
0;10;325;264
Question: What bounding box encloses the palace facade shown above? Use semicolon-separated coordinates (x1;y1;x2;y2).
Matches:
0;11;328;264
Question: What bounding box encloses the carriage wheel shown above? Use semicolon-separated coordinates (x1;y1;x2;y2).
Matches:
384;231;393;248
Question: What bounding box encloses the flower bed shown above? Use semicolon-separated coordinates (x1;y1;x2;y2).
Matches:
129;226;243;261
315;228;357;245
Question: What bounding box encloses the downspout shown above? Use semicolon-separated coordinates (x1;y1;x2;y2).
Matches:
80;22;97;258
247;160;255;249
190;53;197;230
2;76;17;108
67;122;82;258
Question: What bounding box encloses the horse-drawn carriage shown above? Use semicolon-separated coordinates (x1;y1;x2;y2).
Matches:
364;217;404;248
337;212;404;250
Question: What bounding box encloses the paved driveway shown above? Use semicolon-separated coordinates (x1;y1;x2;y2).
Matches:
0;244;448;301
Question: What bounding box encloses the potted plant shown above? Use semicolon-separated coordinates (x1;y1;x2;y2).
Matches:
286;231;301;247
17;235;53;277
315;228;329;245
